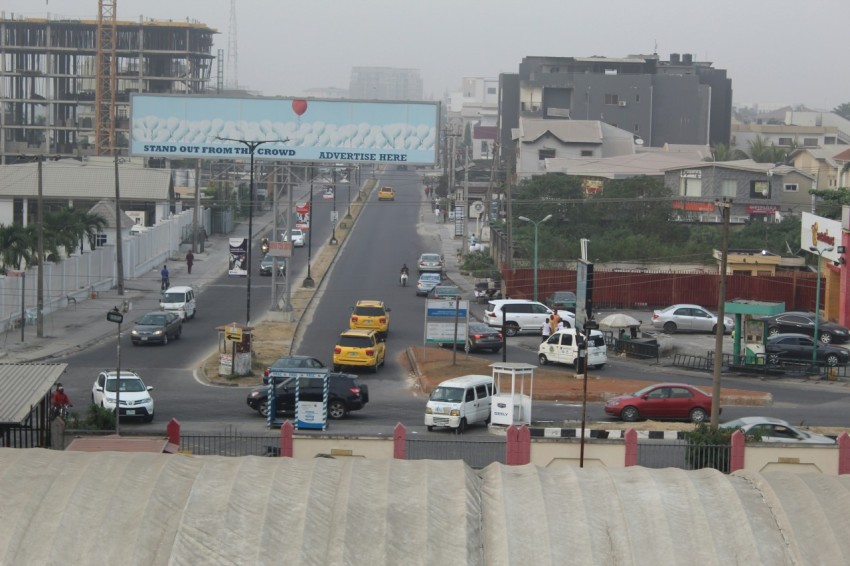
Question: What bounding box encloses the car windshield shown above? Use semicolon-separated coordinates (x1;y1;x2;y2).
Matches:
105;378;146;393
421;254;441;262
138;314;168;326
261;254;272;263
587;335;605;347
161;292;185;303
271;357;323;369
430;386;463;403
338;336;373;348
419;274;441;282
469;323;490;333
720;418;748;429
354;306;385;316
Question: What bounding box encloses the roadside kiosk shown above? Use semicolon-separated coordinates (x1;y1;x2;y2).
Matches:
489;362;535;427
216;322;253;376
267;367;330;430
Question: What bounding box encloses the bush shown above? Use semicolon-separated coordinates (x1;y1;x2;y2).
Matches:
461;251;497;277
683;423;734;472
75;404;116;430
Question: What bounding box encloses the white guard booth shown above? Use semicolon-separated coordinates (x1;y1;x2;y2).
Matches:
490;362;535;426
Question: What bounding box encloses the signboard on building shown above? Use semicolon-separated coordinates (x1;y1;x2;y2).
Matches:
130;94;440;165
801;212;841;262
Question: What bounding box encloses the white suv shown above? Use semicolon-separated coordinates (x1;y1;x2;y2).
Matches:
92;371;155;422
485;299;575;337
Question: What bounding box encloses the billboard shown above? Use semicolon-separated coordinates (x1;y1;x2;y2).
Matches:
130;94;439;164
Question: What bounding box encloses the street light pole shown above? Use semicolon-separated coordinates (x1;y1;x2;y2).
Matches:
810;245;834;370
517;214;552;302
330;167;338;245
217;137;286;325
304;167;315;288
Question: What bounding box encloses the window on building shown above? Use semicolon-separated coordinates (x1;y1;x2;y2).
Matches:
604;94;620;105
635;93;641;103
680;178;702;197
487;87;496;95
803;138;818;147
778;137;792;146
721;180;737;197
634;124;640;132
750;180;770;199
784;183;798;192
825;136;836;144
581;150;593;157
538;148;555;160
95;233;107;247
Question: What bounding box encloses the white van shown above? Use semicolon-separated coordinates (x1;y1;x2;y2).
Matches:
538;328;607;369
159;285;196;321
425;375;495;432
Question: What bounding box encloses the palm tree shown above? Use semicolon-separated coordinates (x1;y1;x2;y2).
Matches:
710;143;749;162
0;224;37;271
44;208;108;256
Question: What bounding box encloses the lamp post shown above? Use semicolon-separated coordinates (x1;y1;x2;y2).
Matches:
217;137;286;325
304;167;315;288
330;168;338;245
809;245;834;369
518;214;552;302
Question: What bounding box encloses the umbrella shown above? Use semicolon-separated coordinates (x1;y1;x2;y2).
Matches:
599;313;641;328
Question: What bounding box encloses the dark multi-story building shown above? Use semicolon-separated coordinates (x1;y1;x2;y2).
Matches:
498;53;732;174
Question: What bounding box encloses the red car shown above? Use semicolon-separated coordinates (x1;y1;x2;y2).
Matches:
604;383;716;423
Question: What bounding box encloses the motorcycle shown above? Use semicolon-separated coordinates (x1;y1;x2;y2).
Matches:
50;404;71;421
260;240;270;254
400;272;408;286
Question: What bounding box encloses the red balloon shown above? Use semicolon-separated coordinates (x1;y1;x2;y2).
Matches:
292;99;308;116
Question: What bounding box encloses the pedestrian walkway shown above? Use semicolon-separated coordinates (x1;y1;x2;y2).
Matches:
0;208;279;363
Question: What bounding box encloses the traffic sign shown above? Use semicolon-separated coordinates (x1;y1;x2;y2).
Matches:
106;310;124;324
225;324;243;343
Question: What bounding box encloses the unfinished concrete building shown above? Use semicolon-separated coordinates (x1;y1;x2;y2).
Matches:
0;13;217;164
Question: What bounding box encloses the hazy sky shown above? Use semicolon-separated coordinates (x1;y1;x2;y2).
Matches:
4;0;848;110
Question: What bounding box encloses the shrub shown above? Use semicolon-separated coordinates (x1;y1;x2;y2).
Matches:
683;423;734;473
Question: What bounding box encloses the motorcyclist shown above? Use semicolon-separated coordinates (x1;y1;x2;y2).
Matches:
261;238;270;254
400;264;409;285
50;383;72;418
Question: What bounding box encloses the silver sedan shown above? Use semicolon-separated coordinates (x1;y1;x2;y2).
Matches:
651;304;733;334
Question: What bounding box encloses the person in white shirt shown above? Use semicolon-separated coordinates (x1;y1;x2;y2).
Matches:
541;317;551;343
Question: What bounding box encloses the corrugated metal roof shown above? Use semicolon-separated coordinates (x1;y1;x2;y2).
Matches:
0;161;171;201
0;364;68;424
518;118;603;144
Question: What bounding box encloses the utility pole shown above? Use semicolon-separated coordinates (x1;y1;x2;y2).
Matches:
114;152;124;295
710;198;731;427
36;158;45;337
460;146;470;259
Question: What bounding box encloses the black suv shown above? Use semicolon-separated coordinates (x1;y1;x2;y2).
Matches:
246;372;369;420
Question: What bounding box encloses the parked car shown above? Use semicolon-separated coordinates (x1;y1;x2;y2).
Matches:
283;228;305;247
259;253;286;277
720;416;836;444
263;355;326;384
761;311;850;344
439;322;502;353
417;253;444;274
651;304;733;334
416;272;443;296
604;383;716;423
377;186;395;201
484;299;575;337
427;284;461;300
350;300;390;337
130;311;182;345
544;291;577;313
333;329;386;373
246;372;369;420
91;370;155;422
765;333;850;367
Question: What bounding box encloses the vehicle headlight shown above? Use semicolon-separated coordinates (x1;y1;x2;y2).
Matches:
425;407;432;414
153;329;163;335
249;391;261;398
130;329;139;335
450;409;460;417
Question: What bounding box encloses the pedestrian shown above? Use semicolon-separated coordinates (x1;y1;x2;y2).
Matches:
443;208;448;223
160;264;170;290
556;319;565;332
541;317;551;343
185;250;194;274
434;206;440;223
550;311;561;335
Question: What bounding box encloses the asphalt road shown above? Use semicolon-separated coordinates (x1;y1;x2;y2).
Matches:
52;167;850;433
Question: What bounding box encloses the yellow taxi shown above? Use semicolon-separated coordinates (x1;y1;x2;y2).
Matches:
350;300;390;337
378;186;395;201
333;329;386;373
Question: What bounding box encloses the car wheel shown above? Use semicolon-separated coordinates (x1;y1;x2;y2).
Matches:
457;417;467;434
767;327;780;337
144;412;154;423
538;353;548;365
825;353;840;367
427;425;434;432
162;334;168;346
176;327;182;339
372;361;379;373
192;310;196;320
663;322;677;334
767;353;781;366
491;347;502;353
689;408;708;423
328;400;347;420
504;323;520;337
711;324;718;334
332;364;341;372
258;401;270;418
819;332;832;344
620;406;640;422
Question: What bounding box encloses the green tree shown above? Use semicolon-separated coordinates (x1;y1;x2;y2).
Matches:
747;135;787;163
709;143;748;162
0;224;37;271
833;102;850;121
44;208;107;256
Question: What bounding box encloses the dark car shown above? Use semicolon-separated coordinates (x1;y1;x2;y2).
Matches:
465;322;503;353
259;253;285;277
765;333;850;367
544;291;577;313
130;311;182;345
263;355;326;384
603;383;716;423
246;373;369;420
761;311;850;344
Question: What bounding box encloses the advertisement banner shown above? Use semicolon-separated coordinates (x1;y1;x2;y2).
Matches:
229;238;248;276
130;94;440;164
425;299;469;344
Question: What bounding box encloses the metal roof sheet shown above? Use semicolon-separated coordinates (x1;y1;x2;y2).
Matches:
0;363;68;424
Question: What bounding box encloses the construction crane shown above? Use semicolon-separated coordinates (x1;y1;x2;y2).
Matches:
95;0;118;156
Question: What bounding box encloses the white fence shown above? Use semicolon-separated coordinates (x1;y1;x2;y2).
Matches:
0;208;201;332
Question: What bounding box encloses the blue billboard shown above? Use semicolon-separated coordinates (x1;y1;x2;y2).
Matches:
130;94;439;164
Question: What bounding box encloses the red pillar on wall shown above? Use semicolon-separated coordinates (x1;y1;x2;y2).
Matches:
624;429;637;467
166;418;180;447
729;430;745;473
838;432;850;475
506;425;532;465
838;230;850;327
279;420;293;458
393;423;406;459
